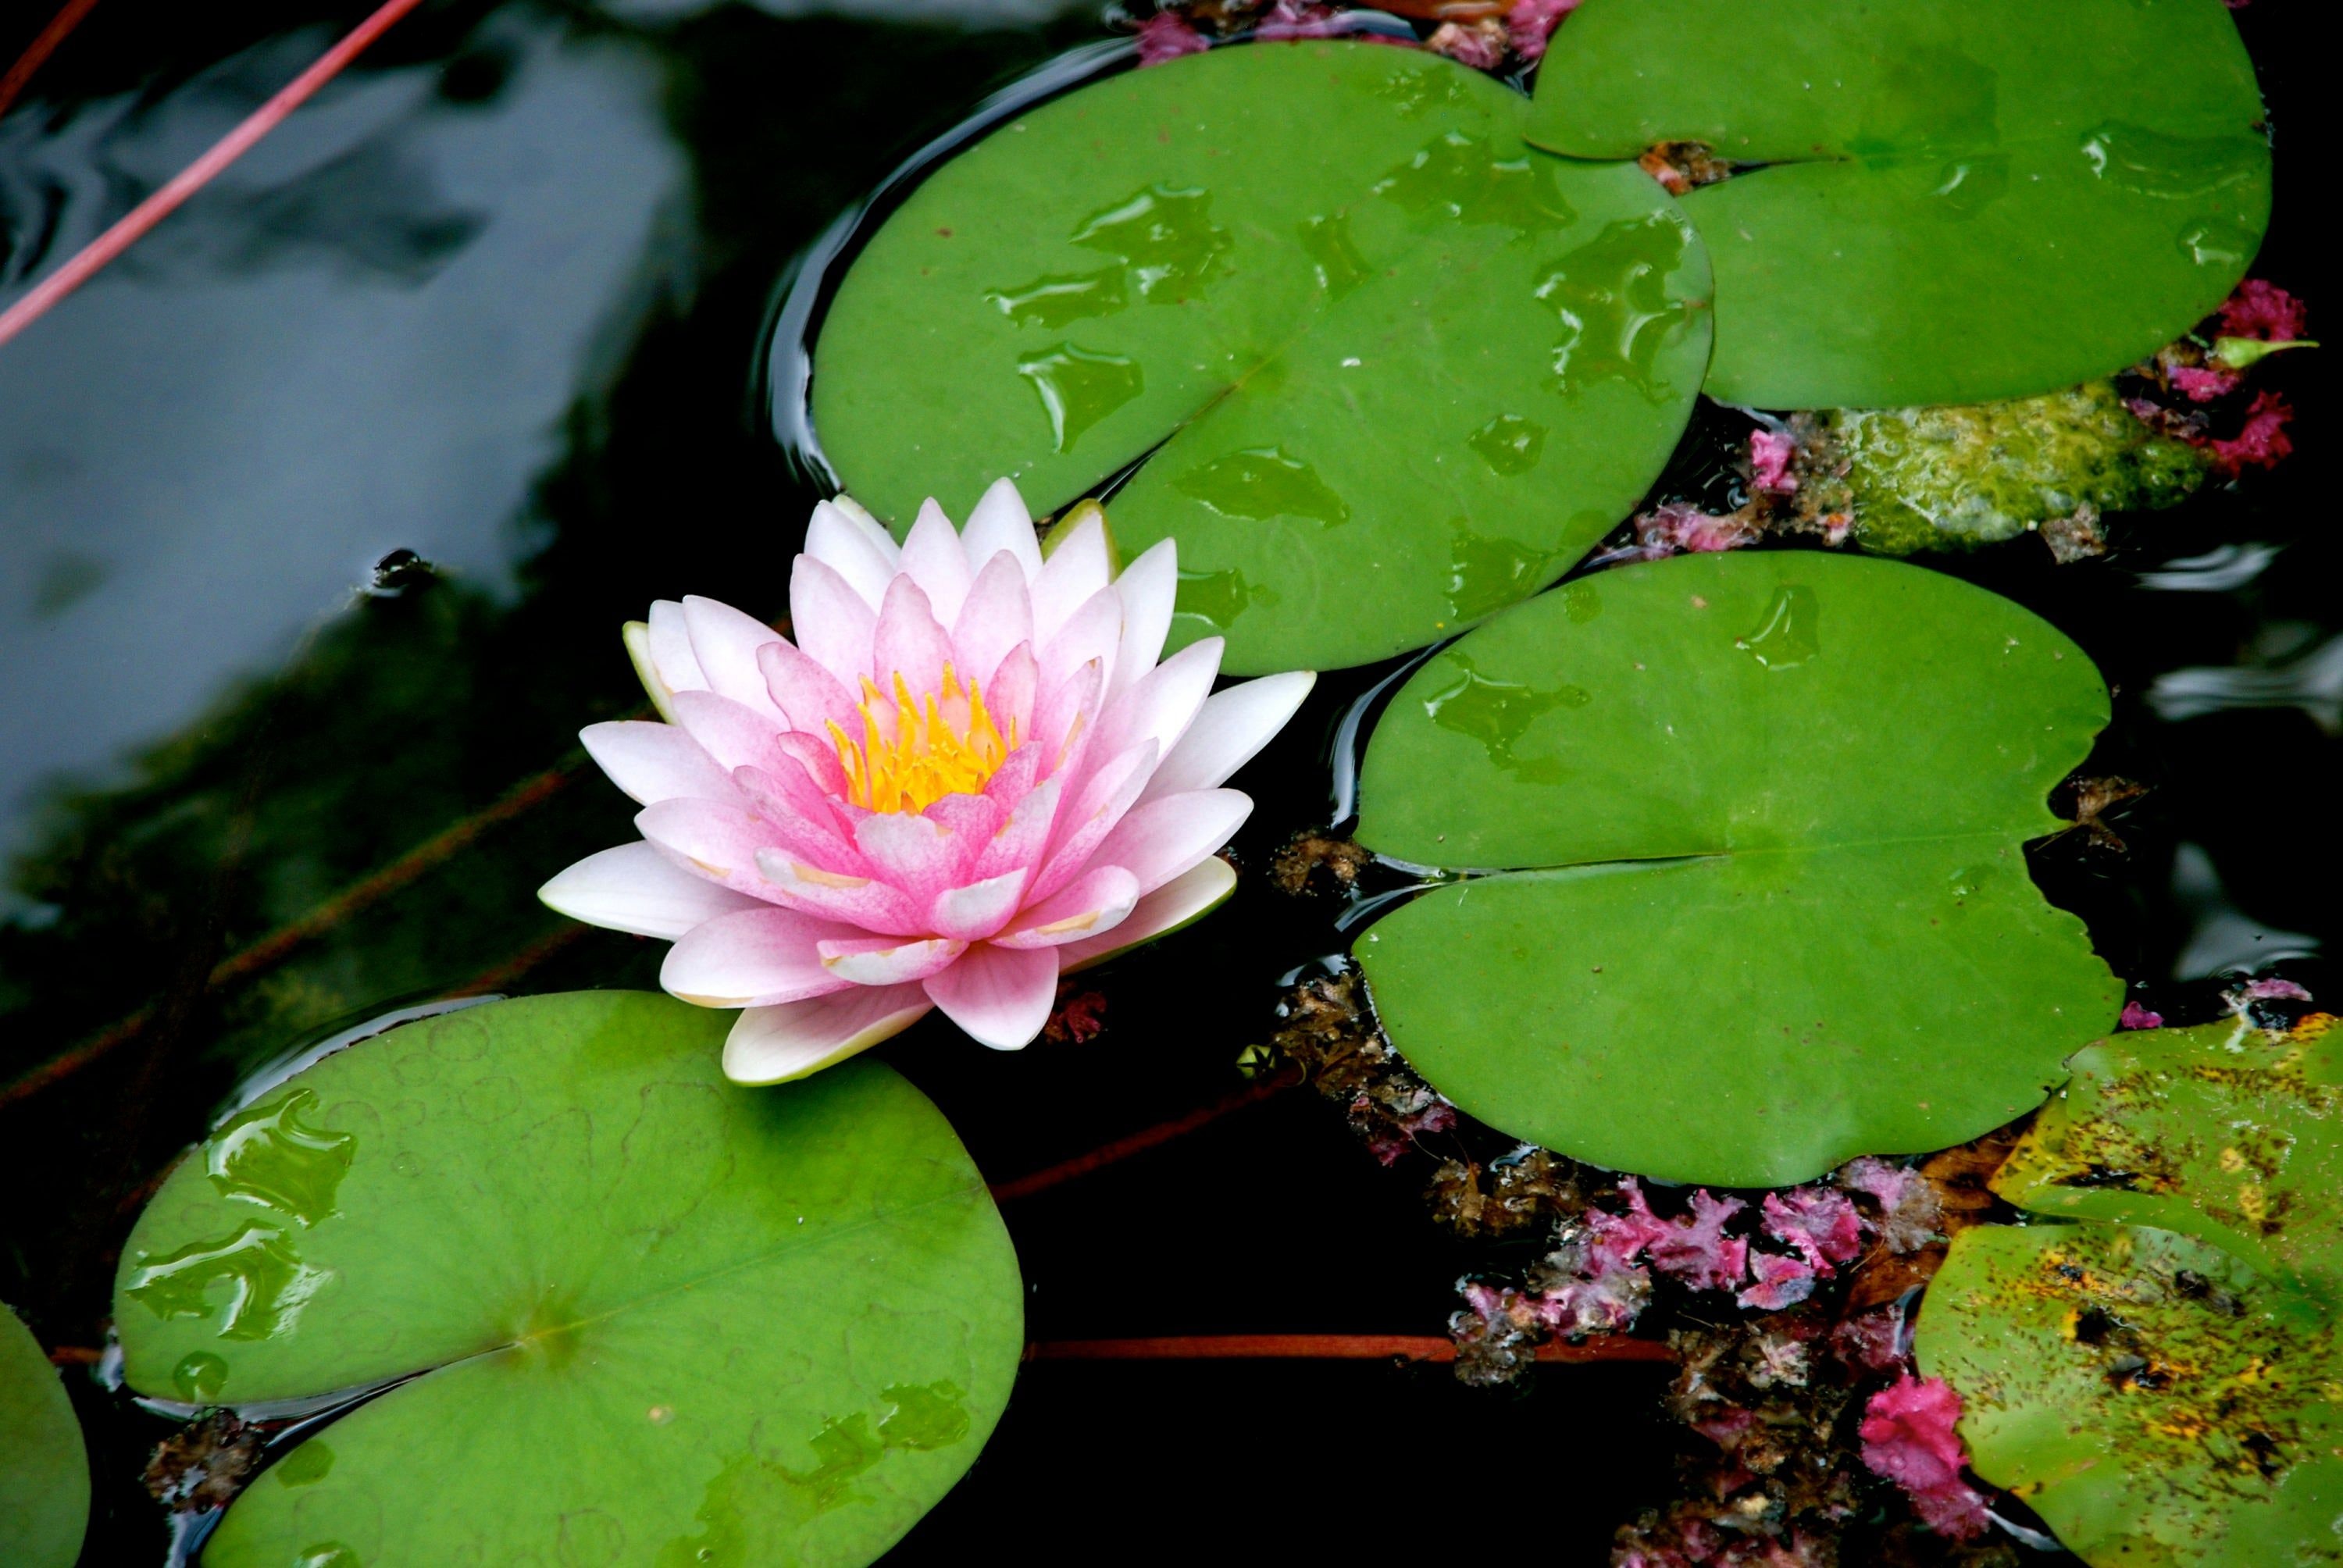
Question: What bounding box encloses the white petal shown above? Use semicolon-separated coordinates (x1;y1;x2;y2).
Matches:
961;477;1043;582
1108;538;1178;701
662;905;859;1007
539;841;762;940
1061;857;1236;972
1087;636;1221;776
1142;671;1316;801
723;985;931;1085
806;500;898;610
647;600;711;697
582;720;740;807
1032;511;1114;644
993;865;1140;950
790;555;880;690
816;935;968;985
900;499;974;625
681;597;789;725
1090;787;1250;894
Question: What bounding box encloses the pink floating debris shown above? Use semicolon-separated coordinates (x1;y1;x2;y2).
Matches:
2119;1000;2164;1030
1834;1308;1910;1373
1135;10;1211;65
1761;1188;1867;1273
1859;1377;1992;1540
1749;428;1798;495
1256;0;1349;41
1634;501;1763;558
2235;976;2314;1004
2218;278;2309;344
1737;1250;1817;1310
1839;1156;1942;1254
1506;0;1582;62
2209;390;2296;475
1650;1188;1751;1291
2167;363;2241;404
1427;20;1506;70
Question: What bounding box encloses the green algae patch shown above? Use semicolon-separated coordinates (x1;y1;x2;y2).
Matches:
1805;381;2209;557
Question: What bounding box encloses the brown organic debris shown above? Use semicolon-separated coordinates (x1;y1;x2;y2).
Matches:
1269;829;1371;896
144;1411;268;1512
1638;140;1735;197
2055;775;2150;853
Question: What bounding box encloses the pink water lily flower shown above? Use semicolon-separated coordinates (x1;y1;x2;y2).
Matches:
540;479;1314;1083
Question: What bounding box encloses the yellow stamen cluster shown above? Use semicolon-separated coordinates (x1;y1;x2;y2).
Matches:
829;665;1016;814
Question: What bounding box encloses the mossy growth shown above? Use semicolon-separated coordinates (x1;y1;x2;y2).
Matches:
1808;380;2209;556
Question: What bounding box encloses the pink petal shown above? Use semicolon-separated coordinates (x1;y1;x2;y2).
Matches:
923;789;1005;846
722;983;931;1085
971;775;1063;883
669;690;793;776
1029;743;1157;903
637;797;789;900
953;551;1036;693
985;643;1040;740
661;905;861;1007
929;868;1029;942
1029;658;1104;782
1061;857;1236;971
756;638;860;736
900;499;974;625
1108;539;1177;702
994;865;1139;950
682;597;788;726
538;841;763;939
730;764;862;873
647;600;711;697
961;476;1043;581
815;934;968;985
981;743;1045;811
1086;637;1221;783
924;941;1058;1049
772;730;848;795
872;576;955;695
1032;511;1114;643
854;811;962;903
790;555;879;689
750;846;925;935
1089;787;1250;894
1143;671;1316;800
581;720;740;807
806;498;898;609
1038;585;1125;697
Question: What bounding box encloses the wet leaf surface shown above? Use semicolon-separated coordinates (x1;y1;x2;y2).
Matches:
0;1306;88;1568
112;992;1021;1568
1528;0;2270;408
1919;1222;2342;1566
812;41;1713;673
1353;552;2121;1185
1996;1014;2341;1299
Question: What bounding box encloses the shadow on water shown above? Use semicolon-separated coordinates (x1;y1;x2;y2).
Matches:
0;0;2332;1562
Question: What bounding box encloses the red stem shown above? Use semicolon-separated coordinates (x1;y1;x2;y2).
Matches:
0;0;428;347
1025;1334;1676;1365
0;0;102;119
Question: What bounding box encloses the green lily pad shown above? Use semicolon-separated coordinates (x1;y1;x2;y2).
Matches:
113;992;1021;1568
1996;1014;2342;1300
1;1308;88;1568
811;41;1714;674
1528;0;2270;408
1919;1221;2343;1566
1353;551;2121;1186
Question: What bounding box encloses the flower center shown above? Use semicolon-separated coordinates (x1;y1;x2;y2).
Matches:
828;665;1016;814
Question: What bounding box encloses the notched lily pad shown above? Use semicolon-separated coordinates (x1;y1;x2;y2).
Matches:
1996;1013;2341;1299
812;42;1713;673
113;992;1022;1568
1920;1222;2343;1566
1530;0;2270;408
1;1307;89;1568
1353;551;2120;1186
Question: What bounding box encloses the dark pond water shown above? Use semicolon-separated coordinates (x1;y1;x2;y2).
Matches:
0;1;2330;1562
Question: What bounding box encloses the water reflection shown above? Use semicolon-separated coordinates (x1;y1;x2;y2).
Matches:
0;12;688;864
